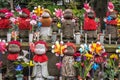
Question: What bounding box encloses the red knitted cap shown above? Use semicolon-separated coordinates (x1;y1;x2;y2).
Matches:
8;40;21;47
34;40;48;49
65;42;76;52
0;8;9;13
22;8;30;16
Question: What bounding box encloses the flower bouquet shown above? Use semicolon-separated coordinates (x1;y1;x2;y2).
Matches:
104;53;120;80
74;42;106;80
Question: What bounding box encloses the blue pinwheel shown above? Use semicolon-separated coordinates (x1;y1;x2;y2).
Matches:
92;63;99;71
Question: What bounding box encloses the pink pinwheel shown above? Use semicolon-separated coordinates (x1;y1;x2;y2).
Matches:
31;13;37;20
54;9;63;19
56;62;62;69
5;12;13;18
0;40;7;54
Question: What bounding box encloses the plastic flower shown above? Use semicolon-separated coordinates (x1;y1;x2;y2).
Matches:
54;8;63;19
5;12;13;18
56;62;62;69
84;53;93;60
117;14;120;26
107;16;112;21
33;5;44;16
31;13;37;20
110;54;118;60
79;44;89;53
52;41;66;56
15;64;23;71
30;20;37;26
92;63;99;70
0;40;7;54
89;42;103;55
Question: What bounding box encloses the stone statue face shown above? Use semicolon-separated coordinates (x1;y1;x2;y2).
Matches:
34;44;46;55
8;44;20;53
87;11;95;19
64;46;75;56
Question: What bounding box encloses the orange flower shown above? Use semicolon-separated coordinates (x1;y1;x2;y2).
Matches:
89;42;103;55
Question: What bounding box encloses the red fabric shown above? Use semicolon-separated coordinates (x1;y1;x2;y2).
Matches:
106;20;117;25
7;53;18;61
0;8;9;13
106;10;117;17
34;40;48;50
0;19;11;29
8;41;21;47
18;18;32;30
33;54;48;63
83;17;97;30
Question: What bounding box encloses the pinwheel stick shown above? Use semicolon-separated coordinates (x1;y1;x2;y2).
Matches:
80;22;83;34
0;53;2;80
109;34;111;44
85;33;87;44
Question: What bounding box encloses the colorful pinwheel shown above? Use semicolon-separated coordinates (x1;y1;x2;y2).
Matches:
52;41;66;56
54;8;63;19
79;44;89;54
33;5;44;16
0;40;7;54
89;42;104;55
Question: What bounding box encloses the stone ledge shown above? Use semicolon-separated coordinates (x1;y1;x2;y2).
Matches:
20;42;119;52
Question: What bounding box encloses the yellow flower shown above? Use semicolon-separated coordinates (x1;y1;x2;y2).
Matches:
52;41;66;56
110;54;118;60
33;5;44;16
89;42;103;55
57;22;61;28
84;53;93;60
26;60;34;67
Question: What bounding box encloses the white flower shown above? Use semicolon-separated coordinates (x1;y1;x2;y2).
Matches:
30;20;37;25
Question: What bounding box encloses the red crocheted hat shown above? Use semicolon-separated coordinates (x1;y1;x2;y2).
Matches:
65;42;76;52
8;41;21;47
83;3;90;12
22;8;30;16
0;8;9;13
108;2;114;11
34;40;48;49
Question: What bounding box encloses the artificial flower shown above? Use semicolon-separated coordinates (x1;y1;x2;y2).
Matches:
110;54;118;60
0;40;6;54
84;53;93;60
33;5;44;16
30;20;37;26
92;63;99;71
89;42;103;55
52;41;66;56
54;8;63;19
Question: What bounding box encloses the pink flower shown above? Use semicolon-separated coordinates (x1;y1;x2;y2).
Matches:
31;14;37;20
10;17;16;23
0;40;6;54
56;62;62;69
30;20;37;26
5;12;13;18
54;9;63;19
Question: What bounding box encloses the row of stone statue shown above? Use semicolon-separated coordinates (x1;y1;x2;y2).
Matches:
0;1;119;44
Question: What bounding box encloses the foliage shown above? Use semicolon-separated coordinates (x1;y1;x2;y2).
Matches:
111;0;120;13
0;0;10;9
104;54;120;80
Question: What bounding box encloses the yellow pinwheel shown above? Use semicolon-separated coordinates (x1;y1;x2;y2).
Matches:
52;41;66;56
33;5;44;16
89;42;103;55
